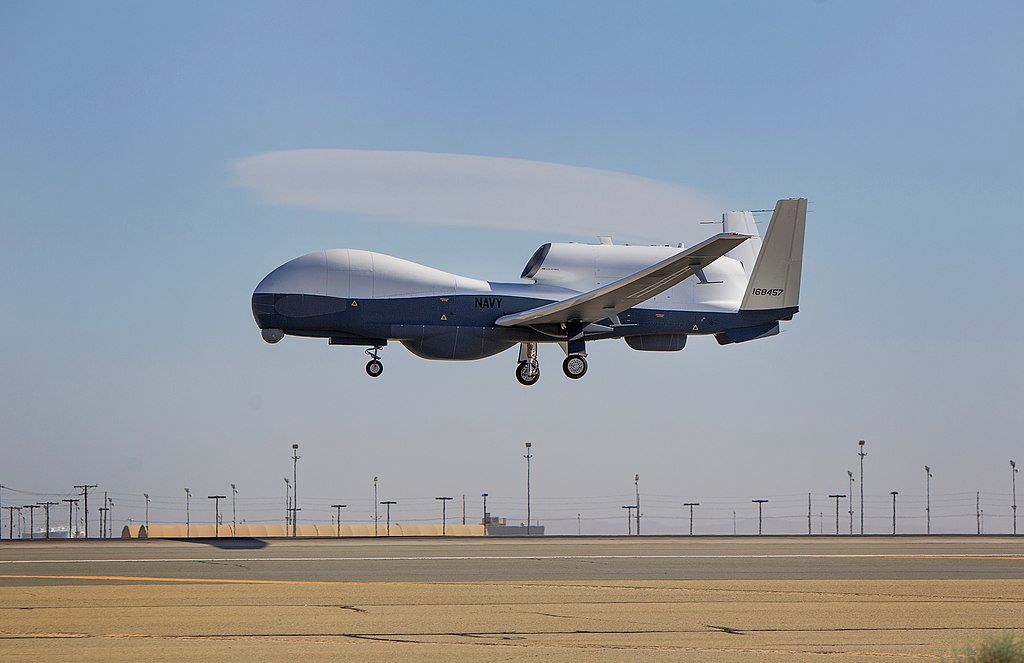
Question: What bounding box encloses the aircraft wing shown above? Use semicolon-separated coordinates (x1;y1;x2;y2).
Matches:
495;233;749;328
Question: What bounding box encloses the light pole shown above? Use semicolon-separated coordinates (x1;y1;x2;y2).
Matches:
890;491;899;534
184;488;191;537
331;504;346;536
925;466;932;535
976;491;981;535
847;471;855;535
74;484;97;539
858;440;867;534
62;499;78;538
634;474;641;536
622;505;636;535
524;442;533;536
374;476;379;536
291;443;300;537
481;493;488;524
231;484;237;536
143;494;150;530
752;500;768;535
381;500;396;536
2;507;16;540
96;506;106;539
807;493;812;535
1011;460;1018;535
829;494;846;535
684;503;700;535
436;497;453;535
208;496;226;537
577;513;581;536
107;497;114;538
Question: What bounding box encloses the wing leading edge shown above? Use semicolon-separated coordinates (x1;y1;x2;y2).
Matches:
495;233;749;328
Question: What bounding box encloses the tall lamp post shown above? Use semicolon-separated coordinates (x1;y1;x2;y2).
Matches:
230;484;237;537
291;443;300;537
1011;460;1018;535
184;488;191;538
62;499;79;538
143;494;150;531
634;474;641;536
436;497;453;535
481;493;488;524
374;476;379;536
380;500;396;536
847;471;855;535
925;466;933;535
890;491;899;534
524;442;533;535
858;440;867;534
684;503;700;535
752;499;768;535
829;494;846;535
283;478;290;531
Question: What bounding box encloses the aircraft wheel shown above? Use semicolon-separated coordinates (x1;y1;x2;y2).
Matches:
365;359;384;377
562;355;587;379
516;361;540;386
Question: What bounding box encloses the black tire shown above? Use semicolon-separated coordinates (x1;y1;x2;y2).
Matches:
562;355;588;379
516;361;540;386
365;359;384;377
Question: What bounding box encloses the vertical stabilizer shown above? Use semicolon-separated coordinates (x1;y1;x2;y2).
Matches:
739;198;806;311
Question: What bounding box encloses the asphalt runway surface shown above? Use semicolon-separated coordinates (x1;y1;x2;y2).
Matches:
1;535;1022;584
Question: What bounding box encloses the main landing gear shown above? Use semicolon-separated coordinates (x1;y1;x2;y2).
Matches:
562;354;588;379
365;346;384;377
516;341;540;386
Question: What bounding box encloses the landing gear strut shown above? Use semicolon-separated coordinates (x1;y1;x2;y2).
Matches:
562;354;588;379
516;341;540;386
365;346;384;377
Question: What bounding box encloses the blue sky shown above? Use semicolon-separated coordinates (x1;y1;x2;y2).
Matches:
1;2;1022;535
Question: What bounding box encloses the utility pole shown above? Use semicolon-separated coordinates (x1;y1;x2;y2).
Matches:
381;500;396;536
752;500;768;535
976;491;981;535
284;478;290;531
231;484;237;536
436;497;453;535
462;494;466;525
847;471;855;535
107;497;114;538
890;491;899;534
577;513;581;536
622;505;635;535
829;495;846;535
858;440;867;534
732;510;737;535
925;466;933;535
208;496;226;537
684;503;700;535
184;488;191;537
143;494;150;531
291;443;300;537
62;499;78;539
74;484;97;539
524;442;533;536
373;476;379;536
23;505;39;539
39;502;58;539
331;504;346;537
97;506;107;539
3;506;17;540
634;474;641;536
481;493;488;524
807;493;812;535
1011;460;1018;535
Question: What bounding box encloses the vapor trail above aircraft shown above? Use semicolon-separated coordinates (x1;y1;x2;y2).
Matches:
252;198;806;384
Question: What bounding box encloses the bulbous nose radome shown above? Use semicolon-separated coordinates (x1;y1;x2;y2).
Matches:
251;251;328;339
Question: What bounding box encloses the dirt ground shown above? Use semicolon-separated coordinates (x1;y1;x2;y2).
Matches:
2;577;1022;661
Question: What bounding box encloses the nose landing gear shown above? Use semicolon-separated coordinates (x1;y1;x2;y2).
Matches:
365;346;384;377
515;341;540;386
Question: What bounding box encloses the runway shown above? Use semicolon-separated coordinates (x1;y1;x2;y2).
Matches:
2;536;1023;661
0;535;1022;584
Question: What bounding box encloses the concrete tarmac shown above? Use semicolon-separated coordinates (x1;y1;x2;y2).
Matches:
1;535;1022;584
2;536;1023;661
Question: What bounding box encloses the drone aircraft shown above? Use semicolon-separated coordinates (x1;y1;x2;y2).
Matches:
252;197;806;385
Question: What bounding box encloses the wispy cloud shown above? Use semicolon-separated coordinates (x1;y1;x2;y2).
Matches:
232;149;726;240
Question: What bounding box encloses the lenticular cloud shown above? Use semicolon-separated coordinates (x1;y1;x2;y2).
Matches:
233;149;725;240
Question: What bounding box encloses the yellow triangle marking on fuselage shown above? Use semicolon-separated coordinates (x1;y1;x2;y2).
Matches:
691;325;699;331
441;314;448;321
351;300;358;307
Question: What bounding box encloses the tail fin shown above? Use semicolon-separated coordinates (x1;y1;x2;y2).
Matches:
739;198;806;311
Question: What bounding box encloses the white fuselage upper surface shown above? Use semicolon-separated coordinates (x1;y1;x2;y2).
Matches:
255;244;749;314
